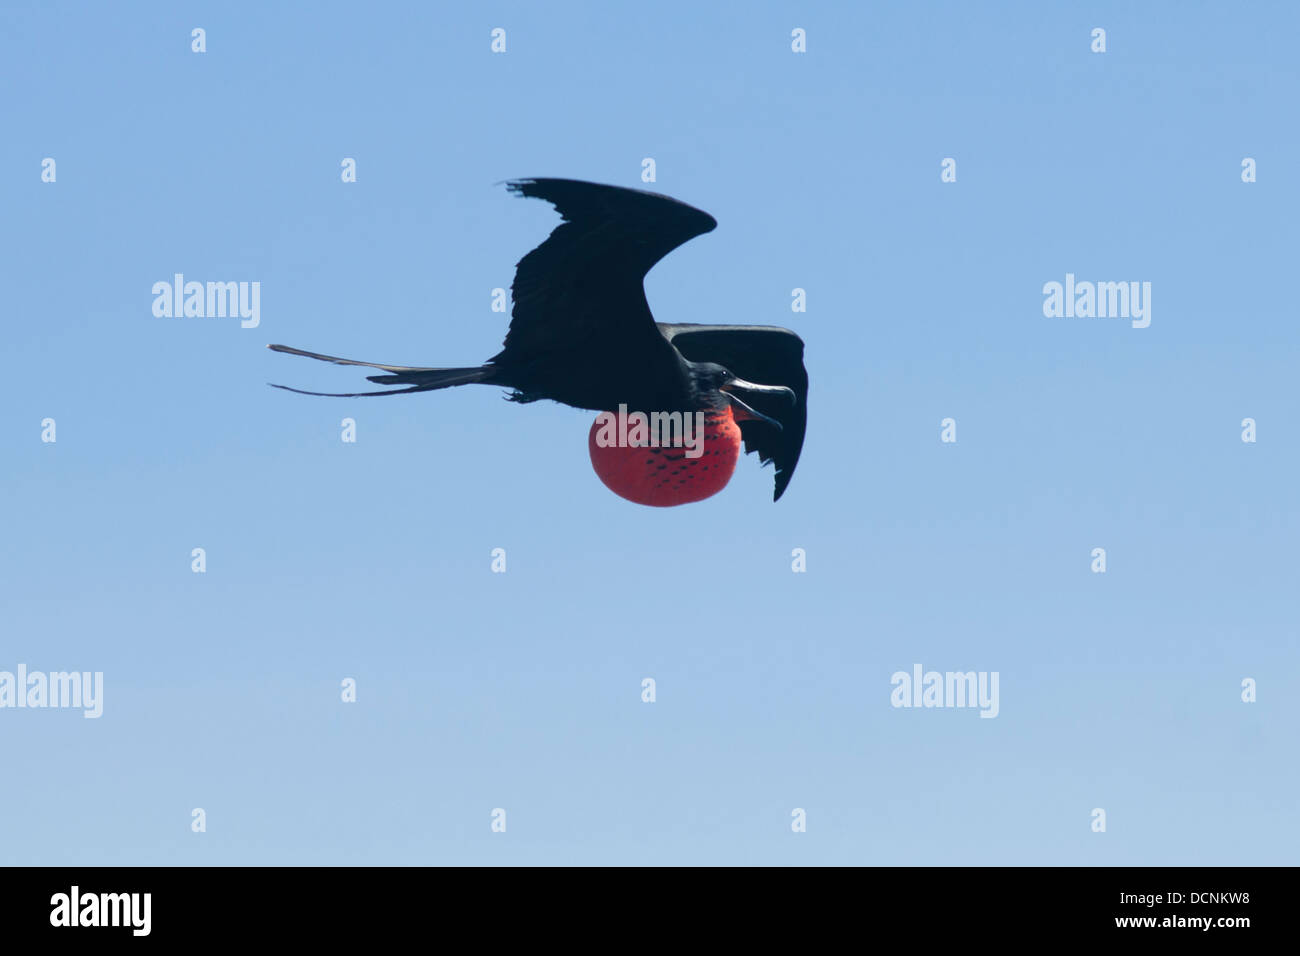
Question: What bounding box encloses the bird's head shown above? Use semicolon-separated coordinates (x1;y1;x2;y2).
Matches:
690;361;797;429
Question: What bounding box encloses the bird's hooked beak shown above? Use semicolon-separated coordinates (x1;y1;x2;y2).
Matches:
720;376;797;430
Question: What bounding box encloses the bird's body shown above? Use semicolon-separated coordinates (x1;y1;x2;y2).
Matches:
270;178;808;505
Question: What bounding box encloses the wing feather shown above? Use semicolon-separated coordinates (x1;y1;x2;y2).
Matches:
658;324;808;500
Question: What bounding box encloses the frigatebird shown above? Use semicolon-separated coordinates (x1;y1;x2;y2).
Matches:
269;178;808;506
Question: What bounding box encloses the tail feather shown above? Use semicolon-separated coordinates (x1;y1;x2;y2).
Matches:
269;382;450;398
363;368;490;387
267;343;491;397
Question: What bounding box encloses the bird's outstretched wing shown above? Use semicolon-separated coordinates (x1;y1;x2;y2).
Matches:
657;324;808;501
496;179;717;363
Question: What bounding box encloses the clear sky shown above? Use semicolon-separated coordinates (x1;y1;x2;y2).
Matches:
2;1;1296;865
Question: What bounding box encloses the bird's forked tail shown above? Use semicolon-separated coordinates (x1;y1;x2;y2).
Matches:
267;344;492;397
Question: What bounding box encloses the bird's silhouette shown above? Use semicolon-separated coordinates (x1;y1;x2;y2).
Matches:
270;178;808;505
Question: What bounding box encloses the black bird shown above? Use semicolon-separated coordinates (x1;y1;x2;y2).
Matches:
269;178;808;506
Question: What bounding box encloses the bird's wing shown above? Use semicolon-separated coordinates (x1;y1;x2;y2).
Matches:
497;179;718;360
657;324;808;501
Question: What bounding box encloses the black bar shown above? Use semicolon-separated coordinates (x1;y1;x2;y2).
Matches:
0;866;1283;941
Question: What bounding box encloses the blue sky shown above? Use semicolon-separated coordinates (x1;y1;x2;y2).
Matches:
2;1;1296;865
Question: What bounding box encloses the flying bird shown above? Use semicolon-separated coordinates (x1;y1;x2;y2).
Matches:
269;178;808;506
